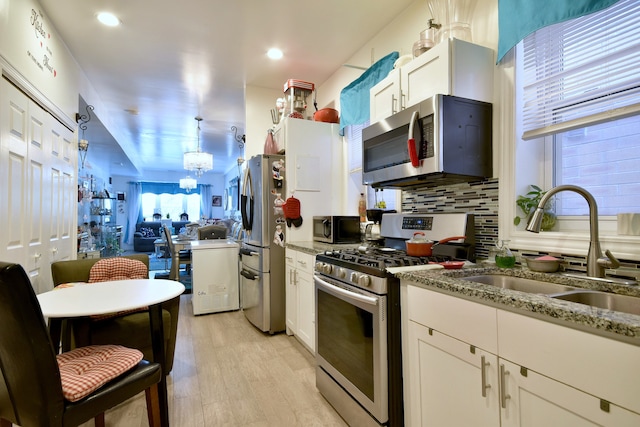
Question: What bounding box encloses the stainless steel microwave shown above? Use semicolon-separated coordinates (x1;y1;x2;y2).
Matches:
362;94;492;189
312;216;361;244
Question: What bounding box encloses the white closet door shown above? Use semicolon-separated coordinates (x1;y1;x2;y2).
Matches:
1;78;76;293
0;79;30;268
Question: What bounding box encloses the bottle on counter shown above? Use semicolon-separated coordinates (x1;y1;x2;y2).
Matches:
359;193;367;222
495;240;516;268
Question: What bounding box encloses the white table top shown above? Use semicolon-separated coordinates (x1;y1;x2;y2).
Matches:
189;239;239;250
37;279;185;318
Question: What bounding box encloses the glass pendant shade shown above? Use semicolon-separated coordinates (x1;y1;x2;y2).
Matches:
179;176;197;192
183;152;212;177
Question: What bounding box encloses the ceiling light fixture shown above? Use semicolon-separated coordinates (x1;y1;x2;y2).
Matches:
179;176;197;193
183;116;212;177
75;104;94;169
96;12;120;27
267;48;283;60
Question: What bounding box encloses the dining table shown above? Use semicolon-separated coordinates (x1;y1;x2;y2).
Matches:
37;278;185;427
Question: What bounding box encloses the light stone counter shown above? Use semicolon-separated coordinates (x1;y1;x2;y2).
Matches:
395;266;640;344
285;241;362;256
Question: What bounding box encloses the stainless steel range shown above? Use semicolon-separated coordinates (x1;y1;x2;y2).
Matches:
314;213;475;427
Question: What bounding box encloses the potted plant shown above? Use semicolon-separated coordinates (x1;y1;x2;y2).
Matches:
514;185;557;231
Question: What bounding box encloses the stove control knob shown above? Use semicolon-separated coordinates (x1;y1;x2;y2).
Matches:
350;272;359;283
314;262;323;272
336;268;347;279
322;263;333;274
359;275;372;287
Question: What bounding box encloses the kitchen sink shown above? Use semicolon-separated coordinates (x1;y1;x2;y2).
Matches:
551;291;640;316
460;275;578;294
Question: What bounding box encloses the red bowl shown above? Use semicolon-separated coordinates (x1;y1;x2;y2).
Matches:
313;108;339;123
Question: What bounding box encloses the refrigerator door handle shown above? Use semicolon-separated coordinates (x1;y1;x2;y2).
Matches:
240;248;259;257
240;269;258;280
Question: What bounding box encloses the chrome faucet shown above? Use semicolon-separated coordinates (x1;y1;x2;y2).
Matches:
526;184;620;279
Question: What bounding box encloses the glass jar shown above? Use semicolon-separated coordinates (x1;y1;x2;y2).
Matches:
495;240;516;268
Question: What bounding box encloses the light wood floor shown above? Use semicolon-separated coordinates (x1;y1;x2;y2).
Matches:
81;295;347;426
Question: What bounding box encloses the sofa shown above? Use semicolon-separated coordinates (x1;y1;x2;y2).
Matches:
50;254;180;373
133;221;190;252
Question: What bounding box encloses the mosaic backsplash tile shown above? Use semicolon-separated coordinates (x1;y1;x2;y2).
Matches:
401;178;640;278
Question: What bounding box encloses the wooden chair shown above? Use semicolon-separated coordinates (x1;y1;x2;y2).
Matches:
0;261;162;427
163;225;191;280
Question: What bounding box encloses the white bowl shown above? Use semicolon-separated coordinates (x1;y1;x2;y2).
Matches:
525;257;562;273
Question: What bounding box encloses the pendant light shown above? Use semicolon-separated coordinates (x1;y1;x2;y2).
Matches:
183;116;212;177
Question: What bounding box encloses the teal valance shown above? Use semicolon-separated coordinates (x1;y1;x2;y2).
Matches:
339;51;399;132
497;0;620;62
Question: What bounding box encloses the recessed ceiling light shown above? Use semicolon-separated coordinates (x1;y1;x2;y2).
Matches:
267;48;283;60
96;12;120;27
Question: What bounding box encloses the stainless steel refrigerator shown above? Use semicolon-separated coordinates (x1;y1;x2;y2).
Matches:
239;154;286;333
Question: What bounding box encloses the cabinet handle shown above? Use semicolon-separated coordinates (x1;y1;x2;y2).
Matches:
400;91;406;110
481;355;491;398
500;364;511;408
289;269;293;284
391;94;397;115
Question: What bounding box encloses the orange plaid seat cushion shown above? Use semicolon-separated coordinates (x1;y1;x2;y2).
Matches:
88;258;148;283
88;258;149;320
57;344;143;402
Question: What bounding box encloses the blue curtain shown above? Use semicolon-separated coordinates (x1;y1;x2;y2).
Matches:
497;0;620;62
339;51;399;132
199;184;213;219
140;181;199;195
125;182;142;245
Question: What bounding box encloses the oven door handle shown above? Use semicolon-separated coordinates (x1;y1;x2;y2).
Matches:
314;275;378;306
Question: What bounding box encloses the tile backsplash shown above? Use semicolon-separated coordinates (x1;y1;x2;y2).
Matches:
402;178;498;260
401;178;639;279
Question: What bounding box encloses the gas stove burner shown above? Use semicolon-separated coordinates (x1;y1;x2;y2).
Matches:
319;248;452;270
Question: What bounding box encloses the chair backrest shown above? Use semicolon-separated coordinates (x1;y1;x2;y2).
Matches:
0;262;65;425
163;225;175;254
197;224;227;240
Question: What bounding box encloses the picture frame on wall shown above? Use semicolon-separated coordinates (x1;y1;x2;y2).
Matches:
212;195;222;207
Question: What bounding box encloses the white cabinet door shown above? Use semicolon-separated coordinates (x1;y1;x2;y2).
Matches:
370;68;401;124
284;249;316;353
295;253;315;352
500;358;640;427
406;320;500;427
285;250;297;336
401;40;450;110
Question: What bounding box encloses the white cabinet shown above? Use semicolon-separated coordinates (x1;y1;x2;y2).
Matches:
402;283;640;427
370;38;494;123
285;248;316;352
272;118;344;242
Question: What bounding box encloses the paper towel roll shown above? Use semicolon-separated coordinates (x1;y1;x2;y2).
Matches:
617;213;640;235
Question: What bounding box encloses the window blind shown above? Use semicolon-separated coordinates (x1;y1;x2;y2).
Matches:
521;0;640;140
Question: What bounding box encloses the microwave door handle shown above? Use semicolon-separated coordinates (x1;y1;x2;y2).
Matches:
323;219;331;238
407;110;420;167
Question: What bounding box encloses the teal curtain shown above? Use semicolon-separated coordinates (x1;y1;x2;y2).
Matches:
497;0;620;62
339;51;399;132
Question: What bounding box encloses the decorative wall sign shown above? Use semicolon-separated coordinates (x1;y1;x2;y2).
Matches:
212;195;222;207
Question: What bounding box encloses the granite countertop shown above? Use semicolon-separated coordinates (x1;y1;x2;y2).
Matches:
286;241;362;255
394;266;640;344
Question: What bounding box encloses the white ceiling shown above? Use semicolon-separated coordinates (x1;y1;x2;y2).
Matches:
39;0;415;177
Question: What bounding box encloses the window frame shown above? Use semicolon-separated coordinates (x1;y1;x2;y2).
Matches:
500;46;639;261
